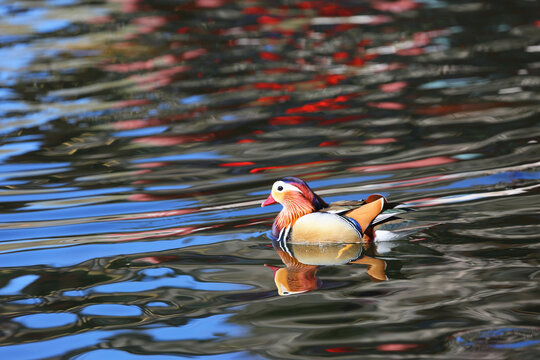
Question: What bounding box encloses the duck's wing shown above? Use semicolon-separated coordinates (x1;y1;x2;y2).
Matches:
345;197;387;232
322;195;393;233
372;207;411;225
322;200;367;215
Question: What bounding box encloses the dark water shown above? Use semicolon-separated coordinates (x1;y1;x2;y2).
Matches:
1;0;539;359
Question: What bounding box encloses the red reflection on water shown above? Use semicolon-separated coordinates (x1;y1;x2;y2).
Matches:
371;0;420;13
219;162;255;167
332;52;349;61
109;226;196;242
182;48;208;60
367;101;405;110
132;256;178;264
104;54;177;72
363;137;397;144
257;16;281;25
135;162;168;168
319;140;341;147
196;0;226;8
128;65;192;90
112;112;194;130
320;74;346;85
255;95;290;104
111;99;151;109
376;343;419;351
254;82;295;91
115;209;197;220
250;160;337;173
319;3;355;16
243;6;267;15
397;47;424;56
319;114;367;125
348;57;365;66
380;81;407;92
259;51;282;61
350;156;456;172
133;133;216;146
132;15;169;30
269;115;321;125
262;67;295;74
286;94;355;114
325;347;356;353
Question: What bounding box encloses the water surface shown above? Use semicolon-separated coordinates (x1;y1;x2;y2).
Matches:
0;0;539;359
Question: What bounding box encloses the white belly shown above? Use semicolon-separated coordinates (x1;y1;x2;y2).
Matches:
290;212;362;244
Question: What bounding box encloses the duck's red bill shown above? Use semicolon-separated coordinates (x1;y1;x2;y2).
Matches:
262;194;277;207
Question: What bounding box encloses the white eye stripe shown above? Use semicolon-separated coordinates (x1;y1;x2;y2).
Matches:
273;181;302;193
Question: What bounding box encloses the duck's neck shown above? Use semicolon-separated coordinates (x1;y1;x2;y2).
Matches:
273;199;315;236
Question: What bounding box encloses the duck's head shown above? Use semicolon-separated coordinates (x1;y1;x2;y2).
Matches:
261;177;327;210
262;177;328;235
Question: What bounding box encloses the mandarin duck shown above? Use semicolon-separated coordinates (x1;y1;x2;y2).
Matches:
261;177;410;244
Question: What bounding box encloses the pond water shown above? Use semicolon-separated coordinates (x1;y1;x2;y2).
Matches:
1;0;539;359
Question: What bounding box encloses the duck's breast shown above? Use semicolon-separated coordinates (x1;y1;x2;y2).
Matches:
290;212;362;244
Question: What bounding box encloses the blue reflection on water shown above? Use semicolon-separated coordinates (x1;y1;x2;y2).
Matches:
13;313;78;329
491;340;540;349
0;100;30;113
114;126;168;138
0;43;34;71
439;171;540;190
140;267;175;277
0;234;242;268
406;171;540;192
0;187;132;202
0;162;70;173
8;8;70;33
8;298;44;305
146;301;170;307
131;151;226;163
0;141;41;161
80;304;143;317
419;77;489;90
455;327;540;349
74;349;262;360
0;166;70;181
46;0;79;6
67;274;251;295
143;314;247;341
0;274;39;295
0;315;254;360
144;185;191;191
179;95;206;105
0;199;195;222
63;267;251;297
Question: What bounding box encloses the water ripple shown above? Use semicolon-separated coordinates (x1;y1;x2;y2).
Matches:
0;0;539;358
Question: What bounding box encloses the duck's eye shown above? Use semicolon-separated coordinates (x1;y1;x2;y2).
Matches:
277;186;284;191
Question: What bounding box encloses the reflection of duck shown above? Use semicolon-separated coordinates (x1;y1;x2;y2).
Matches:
267;241;388;296
261;177;410;243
